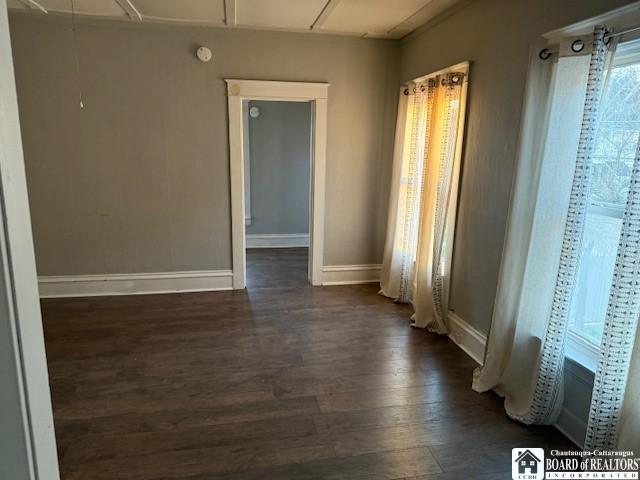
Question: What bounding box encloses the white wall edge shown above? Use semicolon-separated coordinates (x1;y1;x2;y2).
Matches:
38;270;234;298
246;233;309;248
1;2;60;475
565;355;596;386
321;264;381;286
446;311;487;365
566;331;599;374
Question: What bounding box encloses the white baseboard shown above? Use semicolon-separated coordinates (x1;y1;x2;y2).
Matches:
444;310;591;448
38;270;234;298
445;310;586;447
446;311;487;365
246;233;309;248
322;264;381;286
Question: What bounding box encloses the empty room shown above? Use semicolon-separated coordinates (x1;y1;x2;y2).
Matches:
243;99;313;288
1;1;640;479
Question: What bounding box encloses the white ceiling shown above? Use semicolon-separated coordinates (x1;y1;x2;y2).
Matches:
6;0;463;39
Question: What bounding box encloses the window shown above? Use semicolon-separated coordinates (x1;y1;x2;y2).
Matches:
567;39;640;364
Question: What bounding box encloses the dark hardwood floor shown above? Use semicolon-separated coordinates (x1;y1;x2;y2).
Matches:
41;248;572;479
246;247;309;288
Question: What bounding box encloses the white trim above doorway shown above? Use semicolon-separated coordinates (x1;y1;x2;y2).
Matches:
225;79;329;289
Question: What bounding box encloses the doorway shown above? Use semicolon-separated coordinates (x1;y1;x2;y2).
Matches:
243;100;311;288
226;80;329;289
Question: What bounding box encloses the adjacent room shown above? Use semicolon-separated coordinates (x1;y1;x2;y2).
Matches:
243;100;312;288
1;1;639;479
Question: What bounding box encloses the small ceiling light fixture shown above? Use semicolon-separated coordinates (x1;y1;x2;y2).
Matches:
196;46;212;63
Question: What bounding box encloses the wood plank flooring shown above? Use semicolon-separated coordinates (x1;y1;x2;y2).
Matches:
41;248;572;479
246;247;309;288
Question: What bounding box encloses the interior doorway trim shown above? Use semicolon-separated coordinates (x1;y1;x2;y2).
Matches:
225;79;329;288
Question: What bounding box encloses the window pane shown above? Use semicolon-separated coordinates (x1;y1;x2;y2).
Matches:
568;213;621;343
591;62;640;208
568;57;640;345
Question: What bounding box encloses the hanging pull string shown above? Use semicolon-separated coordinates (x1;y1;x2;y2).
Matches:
70;0;84;109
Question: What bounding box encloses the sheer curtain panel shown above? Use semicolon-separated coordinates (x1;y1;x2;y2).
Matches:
585;133;640;450
473;27;614;424
474;28;639;448
380;63;469;334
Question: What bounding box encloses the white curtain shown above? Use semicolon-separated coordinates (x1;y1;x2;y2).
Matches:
471;40;592;422
522;26;614;425
475;27;640;446
585;136;640;449
473;28;608;421
380;69;468;333
469;42;560;415
618;327;640;451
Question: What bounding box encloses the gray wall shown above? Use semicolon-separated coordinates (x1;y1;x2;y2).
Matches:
400;0;636;333
9;12;399;275
245;101;310;236
11;2;634;318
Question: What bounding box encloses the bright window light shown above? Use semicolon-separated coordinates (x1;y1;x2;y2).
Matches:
568;41;640;347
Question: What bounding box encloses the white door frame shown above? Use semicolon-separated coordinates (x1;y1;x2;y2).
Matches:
0;1;60;478
225;79;329;288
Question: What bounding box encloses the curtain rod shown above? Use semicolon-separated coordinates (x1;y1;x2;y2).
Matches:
539;25;640;60
605;25;640;41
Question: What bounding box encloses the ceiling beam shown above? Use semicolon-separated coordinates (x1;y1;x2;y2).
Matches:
224;0;236;26
18;0;48;14
311;0;339;30
113;0;142;21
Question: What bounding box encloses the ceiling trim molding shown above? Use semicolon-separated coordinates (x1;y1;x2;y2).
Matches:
7;9;391;40
387;1;436;38
113;0;142;21
8;1;447;41
311;0;339;30
135;15;226;28
400;0;475;43
543;1;640;42
17;0;47;14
